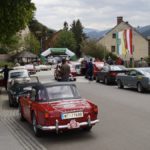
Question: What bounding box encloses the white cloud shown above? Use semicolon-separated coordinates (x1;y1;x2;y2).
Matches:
32;0;150;30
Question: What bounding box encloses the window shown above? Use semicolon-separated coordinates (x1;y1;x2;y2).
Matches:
111;46;116;52
112;33;116;38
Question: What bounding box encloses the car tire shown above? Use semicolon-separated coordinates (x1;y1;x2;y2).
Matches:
104;77;109;85
32;113;42;137
8;94;13;107
117;80;124;89
82;126;92;132
18;103;25;121
137;82;144;93
96;76;99;83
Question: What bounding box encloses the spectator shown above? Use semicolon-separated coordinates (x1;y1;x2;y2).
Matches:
116;57;124;65
107;56;113;65
0;65;10;90
60;59;70;81
81;59;87;75
87;58;94;81
137;57;148;67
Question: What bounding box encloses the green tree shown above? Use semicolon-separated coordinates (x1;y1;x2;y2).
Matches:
0;0;36;43
29;18;55;40
81;40;107;60
24;33;40;55
0;35;21;53
53;30;76;52
70;19;86;57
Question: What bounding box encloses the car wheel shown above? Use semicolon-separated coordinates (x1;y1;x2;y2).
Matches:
32;113;42;137
137;83;144;93
18;103;25;121
82;126;92;132
96;76;99;83
104;77;109;85
8;94;13;107
117;80;124;89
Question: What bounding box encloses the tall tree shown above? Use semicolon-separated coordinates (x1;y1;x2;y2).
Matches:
0;0;36;43
70;19;86;57
63;21;69;31
24;33;40;55
53;30;76;52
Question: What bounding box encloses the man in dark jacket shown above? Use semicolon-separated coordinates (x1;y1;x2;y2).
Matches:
87;58;94;80
60;59;70;81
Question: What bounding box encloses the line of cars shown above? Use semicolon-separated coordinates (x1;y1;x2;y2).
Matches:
6;67;99;137
14;64;51;75
95;64;150;93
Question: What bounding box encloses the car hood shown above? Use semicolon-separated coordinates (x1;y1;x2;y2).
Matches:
40;99;91;112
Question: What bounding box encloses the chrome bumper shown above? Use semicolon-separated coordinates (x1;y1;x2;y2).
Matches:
37;119;99;131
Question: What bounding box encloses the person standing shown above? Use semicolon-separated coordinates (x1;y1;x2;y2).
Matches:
138;57;148;67
60;59;70;81
0;65;10;90
87;58;94;81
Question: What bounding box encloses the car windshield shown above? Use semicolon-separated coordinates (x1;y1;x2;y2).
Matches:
110;65;126;71
140;68;150;76
10;71;29;78
46;85;81;101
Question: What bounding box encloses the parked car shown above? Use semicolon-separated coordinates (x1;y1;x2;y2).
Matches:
18;83;99;136
54;64;76;81
8;76;39;107
24;64;36;74
34;65;41;72
13;66;26;70
96;65;127;84
70;62;81;76
39;65;48;71
7;69;30;90
116;67;150;92
93;61;104;79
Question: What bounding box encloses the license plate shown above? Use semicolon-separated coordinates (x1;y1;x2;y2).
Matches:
61;112;83;120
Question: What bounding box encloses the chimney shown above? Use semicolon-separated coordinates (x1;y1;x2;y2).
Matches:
117;16;123;25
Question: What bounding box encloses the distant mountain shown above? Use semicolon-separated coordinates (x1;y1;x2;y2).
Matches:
84;28;110;40
84;25;150;40
137;25;150;37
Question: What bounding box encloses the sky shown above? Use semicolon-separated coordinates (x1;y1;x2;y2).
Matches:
32;0;150;31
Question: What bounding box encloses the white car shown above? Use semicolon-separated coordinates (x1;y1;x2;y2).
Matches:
13;66;26;70
7;69;30;90
24;64;36;74
34;65;41;72
39;65;50;71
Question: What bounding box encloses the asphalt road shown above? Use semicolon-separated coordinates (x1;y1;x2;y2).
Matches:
1;70;150;150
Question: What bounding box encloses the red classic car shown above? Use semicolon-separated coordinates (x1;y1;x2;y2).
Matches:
18;83;99;137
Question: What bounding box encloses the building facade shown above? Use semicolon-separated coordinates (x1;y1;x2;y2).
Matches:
98;17;149;61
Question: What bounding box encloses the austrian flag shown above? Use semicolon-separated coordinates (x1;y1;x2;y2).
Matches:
116;29;133;56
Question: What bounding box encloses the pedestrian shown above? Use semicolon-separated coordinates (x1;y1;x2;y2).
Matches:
116;57;124;65
107;56;113;65
60;58;71;81
137;57;148;67
87;58;94;81
0;65;10;90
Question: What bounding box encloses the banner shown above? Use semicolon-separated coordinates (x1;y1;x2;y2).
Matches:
116;29;132;56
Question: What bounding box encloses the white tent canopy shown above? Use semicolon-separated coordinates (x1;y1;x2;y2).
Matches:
41;48;76;59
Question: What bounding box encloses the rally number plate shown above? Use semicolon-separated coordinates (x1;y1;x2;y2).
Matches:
61;112;83;120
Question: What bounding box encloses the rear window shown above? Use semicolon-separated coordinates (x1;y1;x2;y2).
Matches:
46;85;81;101
110;65;126;71
10;71;29;78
